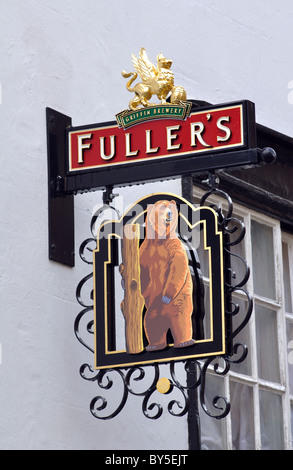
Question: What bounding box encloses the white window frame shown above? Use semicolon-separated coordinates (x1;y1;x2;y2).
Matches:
193;185;292;450
282;232;293;449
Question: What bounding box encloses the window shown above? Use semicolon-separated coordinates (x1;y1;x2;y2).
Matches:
282;234;293;450
193;186;293;450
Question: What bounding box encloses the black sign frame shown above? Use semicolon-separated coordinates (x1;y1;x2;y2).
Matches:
93;193;225;370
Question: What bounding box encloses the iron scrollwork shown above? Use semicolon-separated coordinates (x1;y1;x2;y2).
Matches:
74;176;253;421
198;173;253;419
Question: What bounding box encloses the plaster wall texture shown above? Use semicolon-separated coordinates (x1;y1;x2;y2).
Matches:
0;0;292;450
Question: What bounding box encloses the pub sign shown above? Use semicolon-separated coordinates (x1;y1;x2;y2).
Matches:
47;48;269;370
93;192;225;369
88;48;259;369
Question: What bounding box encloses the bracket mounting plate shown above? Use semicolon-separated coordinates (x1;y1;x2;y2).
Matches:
46;107;75;267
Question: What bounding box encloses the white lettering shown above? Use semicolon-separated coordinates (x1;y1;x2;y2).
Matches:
217;116;231;142
166;125;181;150
100;135;116;160
77;133;92;163
149;454;188;466
125;133;139;157
105;454;140;467
190;122;211;148
145;129;159;154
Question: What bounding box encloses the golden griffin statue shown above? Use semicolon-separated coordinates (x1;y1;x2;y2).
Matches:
122;48;187;111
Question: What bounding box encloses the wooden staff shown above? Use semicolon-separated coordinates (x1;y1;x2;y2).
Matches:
120;224;145;354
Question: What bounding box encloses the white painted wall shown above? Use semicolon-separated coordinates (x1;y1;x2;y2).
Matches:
0;0;293;450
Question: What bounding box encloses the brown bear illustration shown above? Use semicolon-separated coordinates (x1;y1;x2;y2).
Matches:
139;200;195;351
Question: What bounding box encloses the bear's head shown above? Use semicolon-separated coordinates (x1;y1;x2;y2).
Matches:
146;200;178;239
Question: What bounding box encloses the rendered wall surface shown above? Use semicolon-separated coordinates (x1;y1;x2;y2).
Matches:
0;0;293;450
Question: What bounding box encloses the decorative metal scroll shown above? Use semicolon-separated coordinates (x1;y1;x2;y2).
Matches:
74;174;253;421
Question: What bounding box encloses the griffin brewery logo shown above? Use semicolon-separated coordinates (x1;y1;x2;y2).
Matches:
116;48;192;129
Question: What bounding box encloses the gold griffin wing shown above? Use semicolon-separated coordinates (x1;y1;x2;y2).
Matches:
131;48;157;84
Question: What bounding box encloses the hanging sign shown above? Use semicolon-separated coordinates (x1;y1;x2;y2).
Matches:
93;193;225;370
64;48;258;193
46;48;277;427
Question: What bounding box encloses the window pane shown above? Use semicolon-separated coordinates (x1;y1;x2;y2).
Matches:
199;373;226;450
282;242;293;313
260;389;284;449
287;321;293;395
251;221;276;300
230;381;254;449
255;304;280;383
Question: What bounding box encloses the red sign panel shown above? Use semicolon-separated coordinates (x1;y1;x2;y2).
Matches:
68;103;246;173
